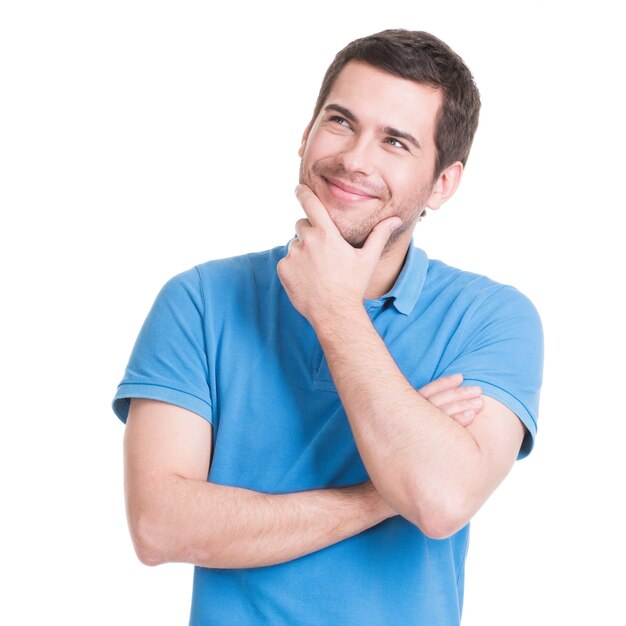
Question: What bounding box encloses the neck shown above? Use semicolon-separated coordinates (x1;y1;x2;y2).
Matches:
364;232;412;300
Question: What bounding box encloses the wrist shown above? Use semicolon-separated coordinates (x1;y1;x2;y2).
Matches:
310;300;369;339
359;481;397;523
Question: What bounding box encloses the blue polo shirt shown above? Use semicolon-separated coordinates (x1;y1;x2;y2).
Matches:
113;242;543;626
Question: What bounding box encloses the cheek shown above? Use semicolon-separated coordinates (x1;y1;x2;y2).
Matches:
387;168;412;194
303;131;350;163
389;168;428;201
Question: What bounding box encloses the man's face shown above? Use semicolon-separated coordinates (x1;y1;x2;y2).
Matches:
299;61;443;249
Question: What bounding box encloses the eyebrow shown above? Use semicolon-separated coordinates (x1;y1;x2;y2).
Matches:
324;103;422;151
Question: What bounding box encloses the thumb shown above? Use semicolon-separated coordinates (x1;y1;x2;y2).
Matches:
362;216;402;259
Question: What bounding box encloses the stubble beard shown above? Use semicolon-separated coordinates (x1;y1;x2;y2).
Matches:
299;159;429;251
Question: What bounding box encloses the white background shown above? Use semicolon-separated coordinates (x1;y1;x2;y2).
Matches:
1;1;624;624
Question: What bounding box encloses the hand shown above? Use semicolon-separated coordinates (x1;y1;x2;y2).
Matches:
276;185;401;325
418;373;483;426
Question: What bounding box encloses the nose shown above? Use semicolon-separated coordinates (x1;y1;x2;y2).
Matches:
337;136;375;176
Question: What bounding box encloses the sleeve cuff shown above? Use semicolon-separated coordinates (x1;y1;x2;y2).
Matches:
461;379;537;460
112;383;213;425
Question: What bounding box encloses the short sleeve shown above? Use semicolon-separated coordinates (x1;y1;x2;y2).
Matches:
112;267;213;425
440;285;544;460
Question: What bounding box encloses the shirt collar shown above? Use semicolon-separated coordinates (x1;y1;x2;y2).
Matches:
372;241;429;316
282;238;428;317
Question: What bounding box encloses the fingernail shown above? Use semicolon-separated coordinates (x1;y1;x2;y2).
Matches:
470;398;482;407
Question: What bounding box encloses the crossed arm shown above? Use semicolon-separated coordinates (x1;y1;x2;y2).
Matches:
306;309;524;539
125;376;483;568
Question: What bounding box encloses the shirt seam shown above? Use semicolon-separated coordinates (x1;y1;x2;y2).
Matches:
445;284;512;353
456;529;470;586
116;381;213;409
194;265;207;321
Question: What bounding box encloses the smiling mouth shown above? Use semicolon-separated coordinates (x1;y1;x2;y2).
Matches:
323;177;378;203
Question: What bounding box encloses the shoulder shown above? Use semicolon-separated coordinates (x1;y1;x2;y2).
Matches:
160;245;286;300
193;245;286;288
421;255;544;382
154;245;288;323
424;256;542;327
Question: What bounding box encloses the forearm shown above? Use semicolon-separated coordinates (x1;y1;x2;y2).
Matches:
314;305;484;537
130;476;394;569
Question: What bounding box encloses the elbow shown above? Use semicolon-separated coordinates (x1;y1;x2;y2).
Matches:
416;515;465;541
127;510;169;567
135;542;165;568
409;494;473;540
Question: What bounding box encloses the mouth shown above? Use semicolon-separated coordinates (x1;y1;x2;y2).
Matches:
322;177;378;203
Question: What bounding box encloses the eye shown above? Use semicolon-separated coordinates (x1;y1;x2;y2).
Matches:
385;137;408;150
329;115;351;128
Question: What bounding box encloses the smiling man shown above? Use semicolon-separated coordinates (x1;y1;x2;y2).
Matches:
113;29;543;625
298;64;442;252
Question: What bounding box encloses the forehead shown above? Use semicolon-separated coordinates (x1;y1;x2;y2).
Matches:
324;60;442;149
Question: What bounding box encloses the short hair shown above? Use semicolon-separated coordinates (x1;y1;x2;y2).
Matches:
310;29;481;183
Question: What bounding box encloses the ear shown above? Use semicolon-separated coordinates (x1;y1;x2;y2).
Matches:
298;124;312;158
425;161;464;211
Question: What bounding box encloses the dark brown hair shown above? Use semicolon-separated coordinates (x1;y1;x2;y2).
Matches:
310;29;481;183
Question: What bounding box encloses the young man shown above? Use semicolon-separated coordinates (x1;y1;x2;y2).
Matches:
113;29;543;625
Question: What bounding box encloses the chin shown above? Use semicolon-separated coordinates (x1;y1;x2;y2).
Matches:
346;219;410;251
335;224;373;249
327;215;367;249
344;237;366;249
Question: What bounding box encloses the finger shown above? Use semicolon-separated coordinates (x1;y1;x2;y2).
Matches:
294;218;313;241
426;385;482;408
361;216;402;260
450;410;477;427
287;236;300;252
438;397;484;417
295;184;338;231
418;374;463;399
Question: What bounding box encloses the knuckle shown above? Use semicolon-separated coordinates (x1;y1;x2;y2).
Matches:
277;258;291;277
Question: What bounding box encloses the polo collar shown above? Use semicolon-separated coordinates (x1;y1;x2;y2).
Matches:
373;241;429;316
282;238;428;317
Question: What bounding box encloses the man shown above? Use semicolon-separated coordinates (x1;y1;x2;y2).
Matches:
113;29;543;625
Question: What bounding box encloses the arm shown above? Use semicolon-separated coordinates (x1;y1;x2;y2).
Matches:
313;306;524;539
124;380;482;568
124;398;393;569
277;185;528;539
